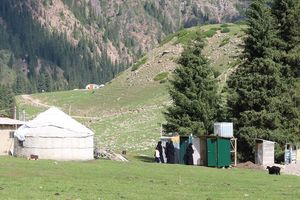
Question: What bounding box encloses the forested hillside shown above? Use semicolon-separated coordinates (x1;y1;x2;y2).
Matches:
0;0;122;95
0;0;249;97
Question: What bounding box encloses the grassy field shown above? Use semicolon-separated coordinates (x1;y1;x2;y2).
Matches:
16;81;168;155
0;156;299;200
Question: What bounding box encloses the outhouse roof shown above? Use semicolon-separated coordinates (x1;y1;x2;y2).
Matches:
255;138;275;143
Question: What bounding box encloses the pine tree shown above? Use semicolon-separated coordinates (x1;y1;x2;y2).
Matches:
227;0;299;161
271;0;300;146
13;72;27;95
272;0;300;77
164;36;220;136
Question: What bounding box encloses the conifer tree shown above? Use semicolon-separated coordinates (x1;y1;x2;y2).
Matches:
227;0;299;161
164;36;220;135
272;0;300;77
13;72;27;95
271;0;300;146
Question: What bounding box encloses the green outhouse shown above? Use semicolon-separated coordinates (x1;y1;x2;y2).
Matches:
207;137;231;167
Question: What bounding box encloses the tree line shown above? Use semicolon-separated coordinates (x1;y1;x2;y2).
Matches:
164;0;300;161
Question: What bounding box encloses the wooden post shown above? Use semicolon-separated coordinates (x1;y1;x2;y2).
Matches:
234;138;237;166
230;138;237;167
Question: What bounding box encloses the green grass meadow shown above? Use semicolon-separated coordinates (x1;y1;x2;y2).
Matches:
0;156;299;200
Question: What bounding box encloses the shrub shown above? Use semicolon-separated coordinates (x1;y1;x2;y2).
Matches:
202;29;217;38
210;27;221;31
131;57;147;71
221;27;230;33
220;24;229;28
154;72;169;81
213;70;221;78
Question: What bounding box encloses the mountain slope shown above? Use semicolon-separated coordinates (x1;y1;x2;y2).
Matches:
0;0;249;94
16;23;246;154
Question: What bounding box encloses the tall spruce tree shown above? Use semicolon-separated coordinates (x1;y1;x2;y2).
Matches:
227;0;300;161
164;36;220;136
272;0;300;77
271;0;300;146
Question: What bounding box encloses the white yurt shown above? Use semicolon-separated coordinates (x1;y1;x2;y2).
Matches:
14;107;94;160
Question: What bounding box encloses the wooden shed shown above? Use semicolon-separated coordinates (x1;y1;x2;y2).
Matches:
255;139;275;166
0;117;24;155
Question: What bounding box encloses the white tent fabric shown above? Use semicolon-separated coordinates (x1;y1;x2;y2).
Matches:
15;107;94;141
14;107;94;160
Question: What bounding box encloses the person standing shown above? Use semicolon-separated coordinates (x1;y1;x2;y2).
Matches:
167;141;175;164
156;141;164;163
154;147;161;163
165;141;169;163
185;143;194;165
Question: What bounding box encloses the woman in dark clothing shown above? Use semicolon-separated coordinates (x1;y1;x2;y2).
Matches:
167;141;175;164
165;141;169;163
156;141;164;163
185;143;194;165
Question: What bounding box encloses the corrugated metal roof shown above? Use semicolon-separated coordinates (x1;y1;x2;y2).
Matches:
0;117;24;125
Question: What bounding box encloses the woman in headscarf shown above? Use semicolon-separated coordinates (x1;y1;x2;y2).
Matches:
167;141;175;164
156;141;164;163
185;143;194;165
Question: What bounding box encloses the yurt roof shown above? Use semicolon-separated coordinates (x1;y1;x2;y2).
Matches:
15;107;94;141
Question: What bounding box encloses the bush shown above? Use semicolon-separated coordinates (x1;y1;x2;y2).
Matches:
202;29;217;38
131;57;148;71
213;70;221;78
221;27;230;33
210;27;221;31
220;24;229;28
154;72;169;81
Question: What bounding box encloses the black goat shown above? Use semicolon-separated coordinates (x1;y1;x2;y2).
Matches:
266;166;281;175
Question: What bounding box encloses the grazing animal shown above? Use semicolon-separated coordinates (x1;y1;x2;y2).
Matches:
28;154;39;160
266;166;281;175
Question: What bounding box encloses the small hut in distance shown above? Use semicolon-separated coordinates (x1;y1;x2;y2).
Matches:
255;139;275;166
0;118;24;155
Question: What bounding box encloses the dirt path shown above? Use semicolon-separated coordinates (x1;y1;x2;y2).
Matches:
280;163;300;176
21;95;50;108
237;161;300;176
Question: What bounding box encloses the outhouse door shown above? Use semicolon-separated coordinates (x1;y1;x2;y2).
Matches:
207;138;217;167
179;137;189;164
217;138;231;167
